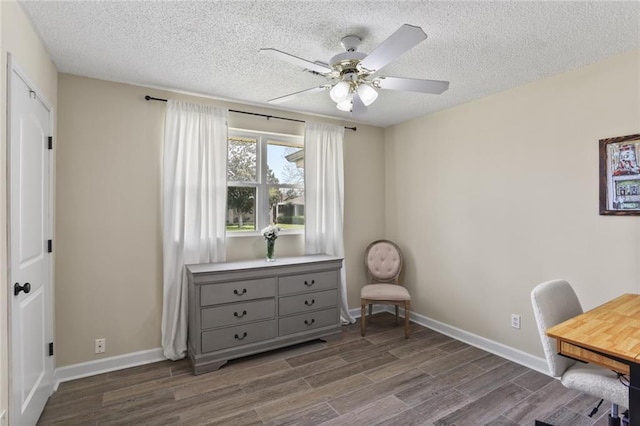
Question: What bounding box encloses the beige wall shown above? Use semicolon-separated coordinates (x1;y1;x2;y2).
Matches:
385;49;640;357
0;0;58;419
56;74;385;366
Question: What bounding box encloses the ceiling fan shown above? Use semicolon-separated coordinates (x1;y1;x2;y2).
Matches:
260;24;449;117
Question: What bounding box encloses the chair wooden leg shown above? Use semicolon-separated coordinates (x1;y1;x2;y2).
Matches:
361;301;366;337
404;301;410;339
368;304;372;317
395;305;399;325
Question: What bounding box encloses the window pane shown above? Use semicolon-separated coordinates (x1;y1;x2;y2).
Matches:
272;188;304;230
226;186;256;232
267;139;304;185
228;137;257;182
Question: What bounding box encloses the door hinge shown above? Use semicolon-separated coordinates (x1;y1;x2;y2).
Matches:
48;136;53;150
48;342;54;356
47;239;53;253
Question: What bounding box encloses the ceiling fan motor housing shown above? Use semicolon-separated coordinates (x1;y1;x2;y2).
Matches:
330;52;367;72
330;54;369;90
330;35;369;80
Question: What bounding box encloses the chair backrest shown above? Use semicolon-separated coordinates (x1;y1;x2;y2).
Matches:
530;279;583;377
365;240;403;285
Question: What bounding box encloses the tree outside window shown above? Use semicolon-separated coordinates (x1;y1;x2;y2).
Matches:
226;131;304;233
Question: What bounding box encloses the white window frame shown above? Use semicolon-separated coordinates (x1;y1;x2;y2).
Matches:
227;128;304;237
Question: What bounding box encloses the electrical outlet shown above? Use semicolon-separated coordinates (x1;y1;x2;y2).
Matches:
1;409;7;426
95;338;106;354
511;314;521;330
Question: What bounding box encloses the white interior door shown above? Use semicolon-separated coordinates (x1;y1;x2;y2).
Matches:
8;63;54;425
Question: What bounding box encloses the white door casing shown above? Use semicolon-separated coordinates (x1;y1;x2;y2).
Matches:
8;61;54;425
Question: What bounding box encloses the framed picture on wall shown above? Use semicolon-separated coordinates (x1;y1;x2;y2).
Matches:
599;133;640;215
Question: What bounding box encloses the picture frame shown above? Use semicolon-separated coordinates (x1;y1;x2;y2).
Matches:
599;133;640;215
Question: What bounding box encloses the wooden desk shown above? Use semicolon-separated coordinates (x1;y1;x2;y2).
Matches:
546;293;640;424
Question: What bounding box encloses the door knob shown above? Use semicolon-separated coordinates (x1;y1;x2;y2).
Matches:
14;282;31;296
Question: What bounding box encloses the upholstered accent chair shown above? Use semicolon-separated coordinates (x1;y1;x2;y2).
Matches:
531;279;628;424
360;240;411;338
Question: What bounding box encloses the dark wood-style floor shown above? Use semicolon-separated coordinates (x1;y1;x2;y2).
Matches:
38;313;617;425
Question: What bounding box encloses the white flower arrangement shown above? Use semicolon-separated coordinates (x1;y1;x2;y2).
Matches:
261;224;280;241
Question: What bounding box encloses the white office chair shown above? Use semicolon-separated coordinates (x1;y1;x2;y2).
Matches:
531;279;628;425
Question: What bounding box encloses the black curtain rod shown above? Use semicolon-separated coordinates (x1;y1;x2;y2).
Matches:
144;95;356;131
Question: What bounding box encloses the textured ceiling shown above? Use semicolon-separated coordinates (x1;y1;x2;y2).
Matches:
19;1;640;127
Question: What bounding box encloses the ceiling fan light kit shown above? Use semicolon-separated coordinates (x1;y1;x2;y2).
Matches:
329;80;351;103
336;98;353;112
357;84;378;106
260;24;450;117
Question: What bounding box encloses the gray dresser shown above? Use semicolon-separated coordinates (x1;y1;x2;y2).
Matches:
186;254;343;374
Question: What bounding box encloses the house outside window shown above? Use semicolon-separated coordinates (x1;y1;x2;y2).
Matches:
226;129;304;234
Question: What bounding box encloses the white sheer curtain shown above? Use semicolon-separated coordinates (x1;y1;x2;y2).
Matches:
161;101;228;360
304;121;355;324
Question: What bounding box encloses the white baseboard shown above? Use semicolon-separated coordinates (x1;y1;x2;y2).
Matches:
348;305;387;319
53;308;548;389
355;305;549;375
52;308;372;388
406;309;548;374
54;347;166;390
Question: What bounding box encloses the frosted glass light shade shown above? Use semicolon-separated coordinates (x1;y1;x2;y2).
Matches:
357;84;378;106
330;81;350;103
336;96;352;112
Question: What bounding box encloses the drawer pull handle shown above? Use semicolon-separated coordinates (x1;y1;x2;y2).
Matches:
234;332;248;340
233;288;247;296
304;319;315;326
304;280;315;286
234;310;247;318
304;299;315;306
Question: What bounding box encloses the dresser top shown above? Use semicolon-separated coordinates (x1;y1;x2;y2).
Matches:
186;254;343;275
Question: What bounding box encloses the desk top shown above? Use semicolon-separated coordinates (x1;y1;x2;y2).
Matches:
546;293;640;364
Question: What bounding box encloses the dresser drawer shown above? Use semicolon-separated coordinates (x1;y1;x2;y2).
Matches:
200;278;276;306
202;320;276;353
279;289;338;316
201;299;275;329
278;271;338;295
278;308;338;336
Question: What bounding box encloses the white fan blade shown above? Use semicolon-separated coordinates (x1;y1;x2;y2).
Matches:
260;48;332;75
358;24;427;73
267;85;330;104
374;76;449;94
351;92;367;118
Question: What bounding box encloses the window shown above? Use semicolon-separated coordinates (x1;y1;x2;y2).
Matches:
226;129;304;234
